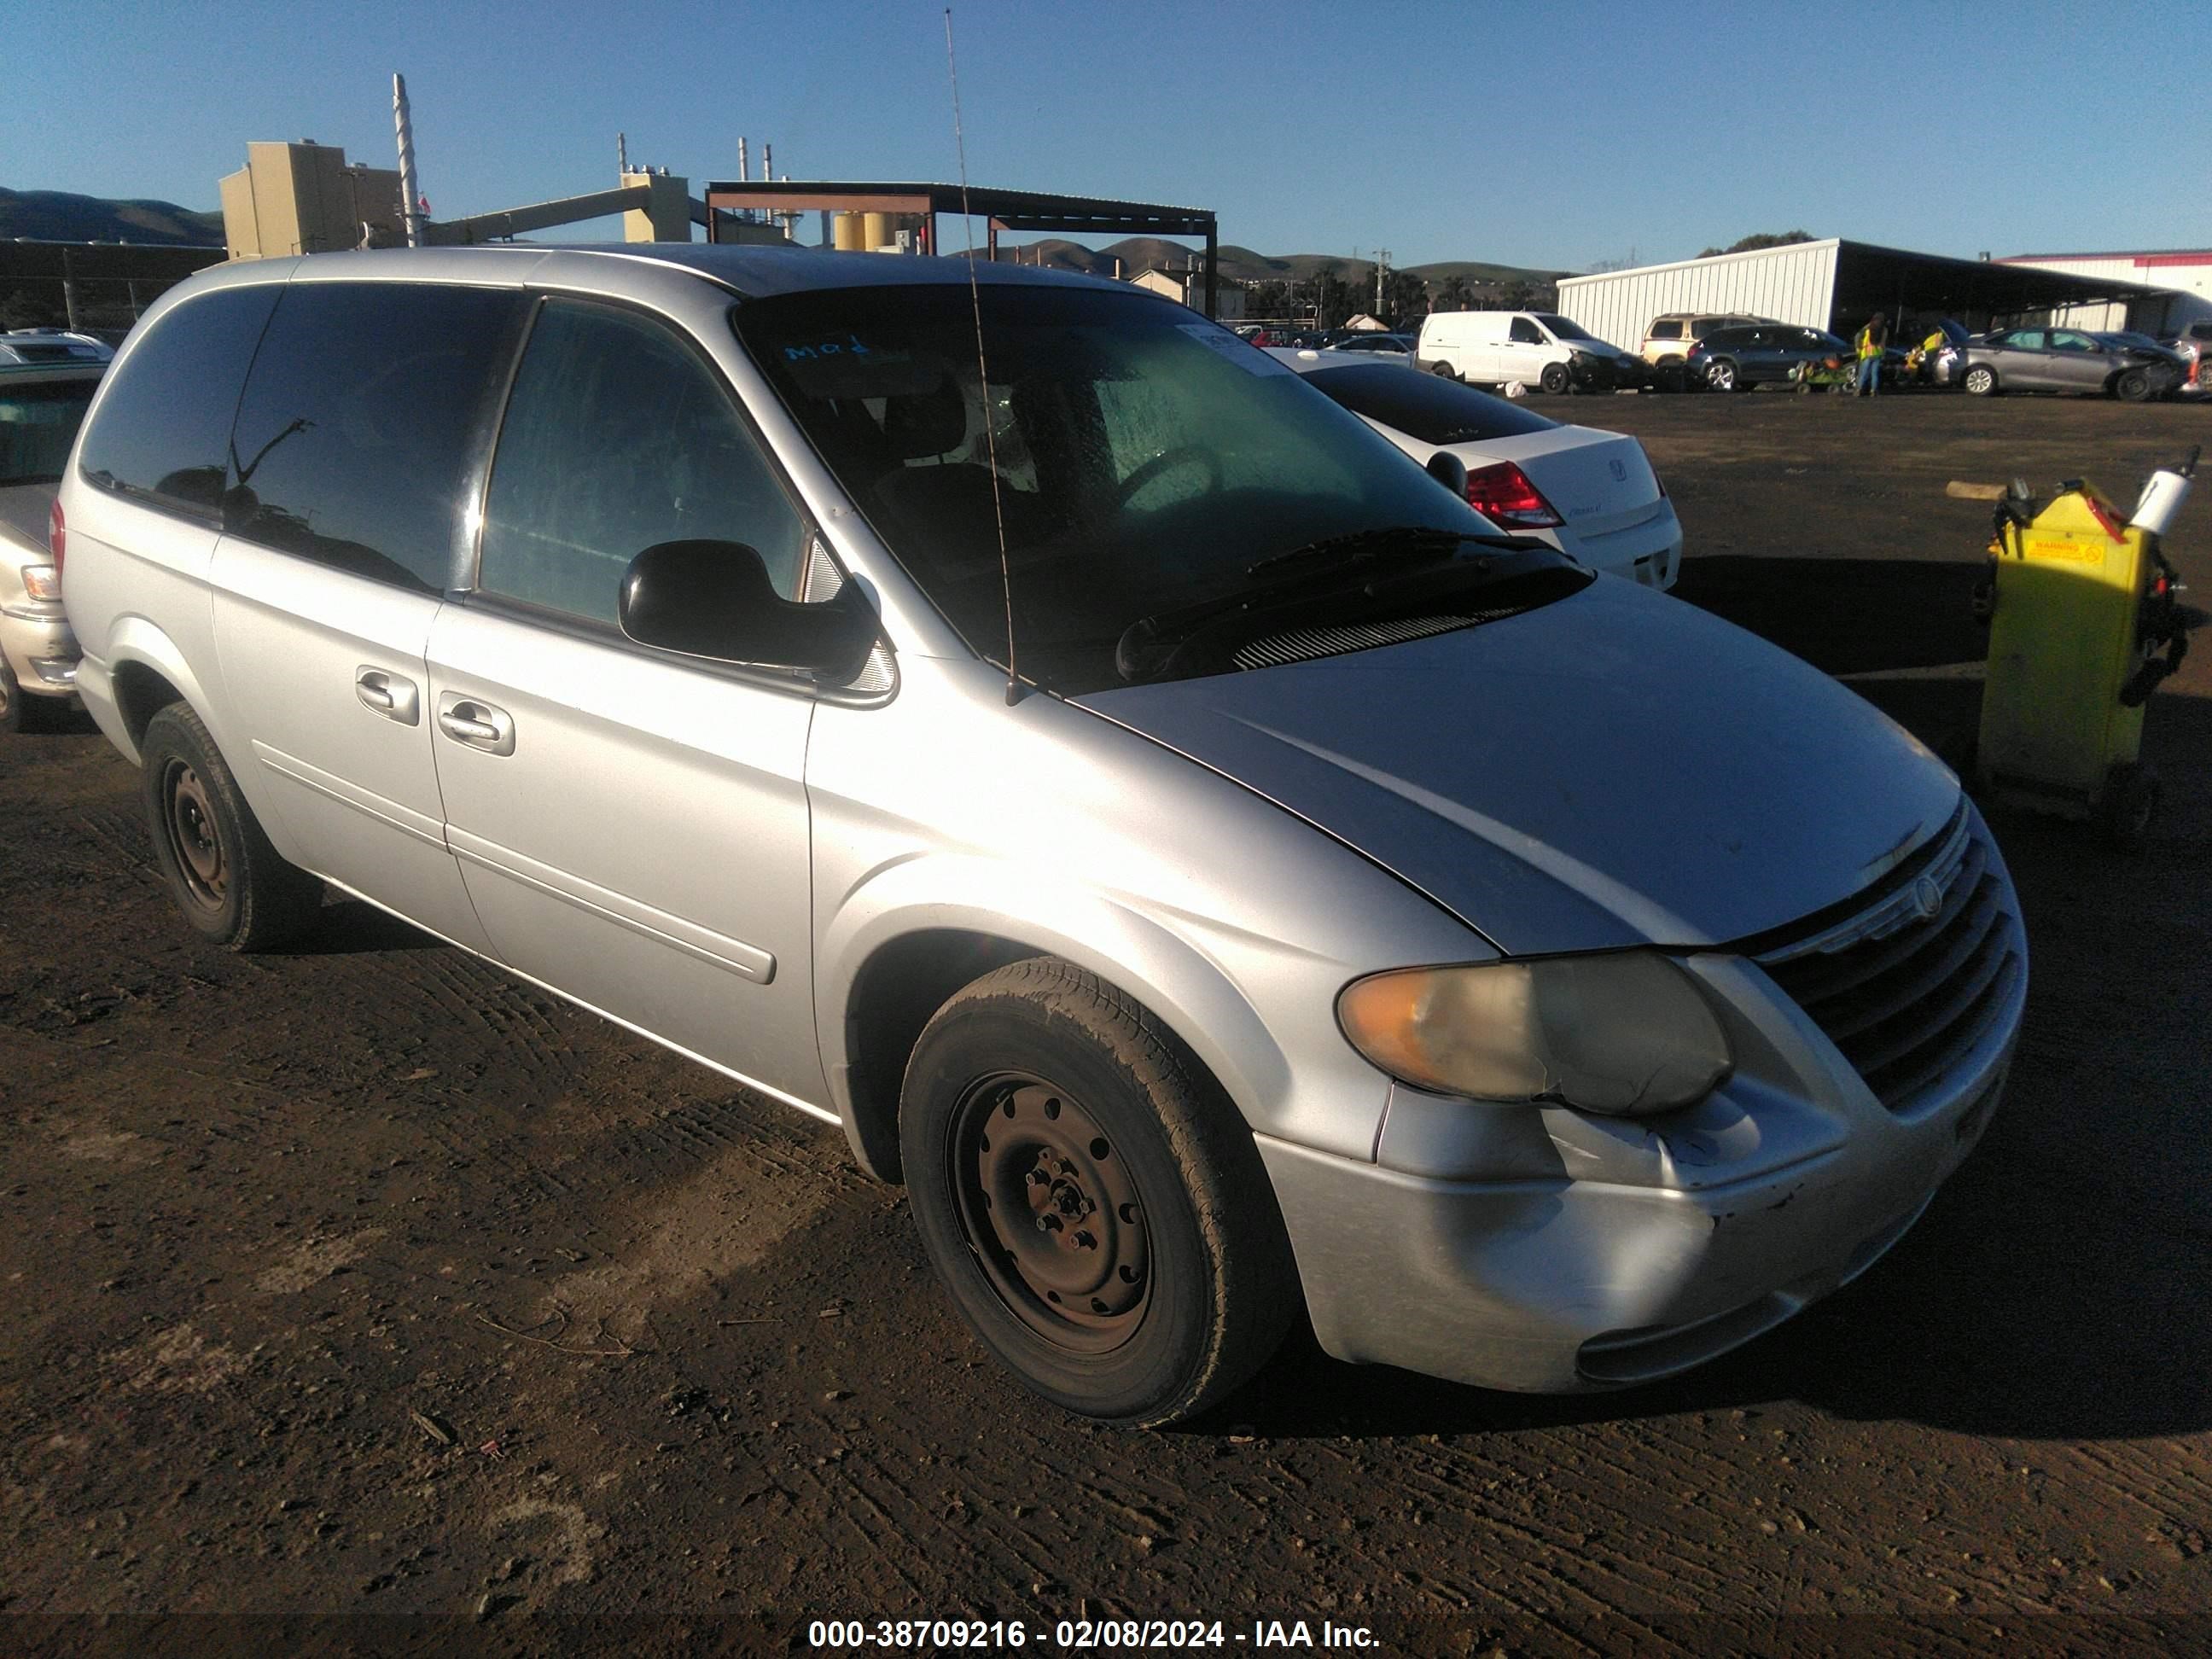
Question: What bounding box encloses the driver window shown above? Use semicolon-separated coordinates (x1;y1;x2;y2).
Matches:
478;300;810;624
1509;317;1545;346
2051;330;2093;351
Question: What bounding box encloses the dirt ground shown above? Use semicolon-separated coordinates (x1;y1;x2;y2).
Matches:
3;389;2210;1656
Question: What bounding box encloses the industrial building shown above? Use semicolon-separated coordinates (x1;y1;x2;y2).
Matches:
1557;238;2176;352
1999;249;2212;335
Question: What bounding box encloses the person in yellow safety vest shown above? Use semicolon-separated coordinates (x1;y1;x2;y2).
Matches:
1854;312;1889;397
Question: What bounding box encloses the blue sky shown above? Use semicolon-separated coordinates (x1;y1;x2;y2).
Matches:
12;0;2205;271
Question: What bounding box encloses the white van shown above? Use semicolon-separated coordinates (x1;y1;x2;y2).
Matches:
1417;310;1643;394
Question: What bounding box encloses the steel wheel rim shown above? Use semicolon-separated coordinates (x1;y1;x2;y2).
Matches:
163;760;227;911
950;1074;1151;1353
1710;363;1733;390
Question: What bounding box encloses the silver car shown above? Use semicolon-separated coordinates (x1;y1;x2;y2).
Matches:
60;247;2024;1425
1945;326;2183;399
2;360;103;730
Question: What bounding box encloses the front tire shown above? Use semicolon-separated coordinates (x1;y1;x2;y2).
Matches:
141;702;324;951
1964;364;1998;397
0;658;21;734
899;958;1297;1428
1539;363;1571;395
2115;368;2151;403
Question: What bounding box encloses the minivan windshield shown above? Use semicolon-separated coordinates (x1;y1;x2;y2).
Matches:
0;377;98;486
1535;314;1598;343
737;282;1576;690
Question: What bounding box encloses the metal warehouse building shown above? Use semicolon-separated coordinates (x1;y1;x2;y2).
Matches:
1999;249;2212;335
1556;238;2168;352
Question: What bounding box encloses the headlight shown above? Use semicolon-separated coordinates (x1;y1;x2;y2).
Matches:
20;564;61;602
1337;953;1732;1116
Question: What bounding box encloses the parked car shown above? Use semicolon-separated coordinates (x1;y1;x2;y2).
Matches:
61;247;2023;1426
0;329;114;367
1687;323;1859;393
1639;311;1770;387
1;360;103;730
1319;332;1415;360
1417;310;1644;393
2157;320;2212;393
1272;350;1680;589
1942;327;2183;400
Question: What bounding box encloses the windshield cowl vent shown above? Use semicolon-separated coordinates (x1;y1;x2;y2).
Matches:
1231;610;1519;672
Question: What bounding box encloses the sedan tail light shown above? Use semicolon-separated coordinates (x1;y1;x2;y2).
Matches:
1466;462;1564;529
49;498;65;578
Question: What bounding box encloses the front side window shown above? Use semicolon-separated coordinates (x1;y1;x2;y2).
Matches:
78;285;279;518
0;376;99;486
2049;330;2097;352
736;284;1564;692
477;300;811;625
1509;317;1545;345
227;282;524;592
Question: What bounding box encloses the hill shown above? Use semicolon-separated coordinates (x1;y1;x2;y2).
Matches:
0;187;224;246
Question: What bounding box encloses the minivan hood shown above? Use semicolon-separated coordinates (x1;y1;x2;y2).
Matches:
1075;577;1959;956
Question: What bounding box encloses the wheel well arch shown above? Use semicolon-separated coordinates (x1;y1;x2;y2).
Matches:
112;660;185;750
840;928;1043;1182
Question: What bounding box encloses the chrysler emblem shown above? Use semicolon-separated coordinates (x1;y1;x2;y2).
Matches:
1911;874;1945;922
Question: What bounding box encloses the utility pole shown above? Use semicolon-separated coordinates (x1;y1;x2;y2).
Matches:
1376;248;1389;317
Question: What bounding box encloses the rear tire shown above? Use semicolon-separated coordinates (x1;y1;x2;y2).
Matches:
899;958;1298;1428
1429;361;1458;381
141;701;324;951
1964;364;1998;397
1706;359;1739;393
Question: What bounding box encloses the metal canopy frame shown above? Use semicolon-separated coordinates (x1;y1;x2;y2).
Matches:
700;179;1220;317
1833;239;2168;332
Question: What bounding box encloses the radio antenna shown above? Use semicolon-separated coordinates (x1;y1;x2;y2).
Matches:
944;7;1022;706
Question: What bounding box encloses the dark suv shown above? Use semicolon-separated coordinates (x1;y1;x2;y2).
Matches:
1687;324;1855;393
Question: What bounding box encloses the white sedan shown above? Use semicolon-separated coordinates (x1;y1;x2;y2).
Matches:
1272;348;1682;589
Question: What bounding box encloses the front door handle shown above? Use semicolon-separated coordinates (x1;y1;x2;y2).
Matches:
356;667;421;725
436;692;516;756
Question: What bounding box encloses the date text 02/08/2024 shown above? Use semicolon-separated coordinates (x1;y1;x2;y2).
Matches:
806;1617;1382;1650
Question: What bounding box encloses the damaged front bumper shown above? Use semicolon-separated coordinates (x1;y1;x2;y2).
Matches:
1258;946;2022;1394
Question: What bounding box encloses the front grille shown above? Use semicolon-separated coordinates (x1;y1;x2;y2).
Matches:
1754;805;2023;1115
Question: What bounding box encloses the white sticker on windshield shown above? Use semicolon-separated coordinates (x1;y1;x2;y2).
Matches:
1178;323;1291;375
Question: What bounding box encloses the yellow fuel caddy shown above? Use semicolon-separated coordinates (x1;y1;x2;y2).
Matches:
1975;452;2195;849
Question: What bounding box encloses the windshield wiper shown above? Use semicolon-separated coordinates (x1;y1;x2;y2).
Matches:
1116;529;1573;684
1244;524;1488;580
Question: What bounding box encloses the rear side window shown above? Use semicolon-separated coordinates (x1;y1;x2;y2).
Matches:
1647;319;1683;341
226;282;525;593
0;378;99;486
77;285;279;518
1303;364;1560;444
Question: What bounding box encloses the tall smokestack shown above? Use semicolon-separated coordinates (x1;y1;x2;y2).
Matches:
393;73;425;247
618;131;629;174
736;137;748;183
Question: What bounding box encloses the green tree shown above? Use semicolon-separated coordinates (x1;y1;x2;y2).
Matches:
1433;274;1475;311
1697;229;1815;258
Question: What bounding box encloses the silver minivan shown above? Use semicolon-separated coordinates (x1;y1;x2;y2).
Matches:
59;246;2025;1426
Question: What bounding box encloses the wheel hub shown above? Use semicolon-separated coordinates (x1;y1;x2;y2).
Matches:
165;762;228;910
955;1079;1150;1351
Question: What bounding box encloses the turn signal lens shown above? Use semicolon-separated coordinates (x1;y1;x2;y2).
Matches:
1337;954;1732;1116
1465;462;1563;528
21;564;61;602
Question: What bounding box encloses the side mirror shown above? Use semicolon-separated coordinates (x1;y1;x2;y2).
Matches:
1424;451;1470;500
620;539;878;680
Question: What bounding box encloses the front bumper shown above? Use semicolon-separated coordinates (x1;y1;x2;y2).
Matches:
1259;941;2021;1394
0;606;79;696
